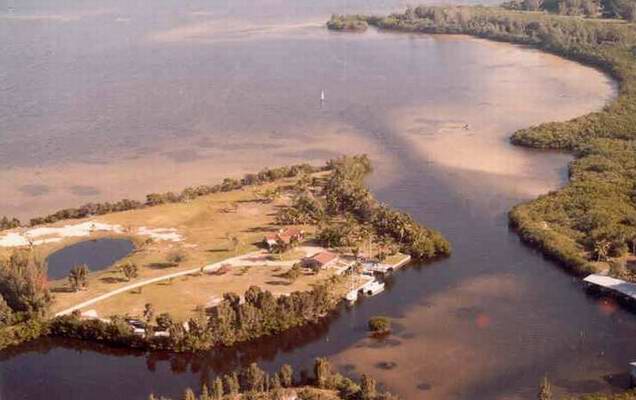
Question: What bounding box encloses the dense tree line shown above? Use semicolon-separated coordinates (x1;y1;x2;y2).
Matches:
28;163;325;226
0;249;52;350
277;155;450;259
318;155;450;260
48;282;340;352
500;0;636;20
150;358;399;400
348;6;636;274
0;216;20;231
0;249;51;314
327;15;369;32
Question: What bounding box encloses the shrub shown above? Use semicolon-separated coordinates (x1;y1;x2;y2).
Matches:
368;316;391;334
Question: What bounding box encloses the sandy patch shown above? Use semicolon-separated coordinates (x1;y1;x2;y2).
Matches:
389;45;614;201
0;221;184;248
0;221;123;248
137;227;183;242
146;18;324;43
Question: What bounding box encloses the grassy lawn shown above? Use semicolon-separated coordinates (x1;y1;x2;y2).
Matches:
31;177;317;315
89;264;342;321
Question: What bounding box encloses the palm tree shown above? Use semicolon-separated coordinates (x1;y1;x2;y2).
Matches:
594;239;611;261
538;376;552;400
143;303;155;323
352;246;361;261
119;262;138;281
68;264;89;292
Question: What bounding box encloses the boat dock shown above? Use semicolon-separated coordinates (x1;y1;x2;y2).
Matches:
361;255;412;275
343;255;411;304
583;274;636;300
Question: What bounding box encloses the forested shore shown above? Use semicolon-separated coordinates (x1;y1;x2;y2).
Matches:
0;156;449;352
329;6;636;277
149;358;400;400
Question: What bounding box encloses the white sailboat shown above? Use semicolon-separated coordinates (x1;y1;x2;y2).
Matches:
320;89;325;102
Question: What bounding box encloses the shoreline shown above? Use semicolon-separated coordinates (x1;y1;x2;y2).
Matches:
336;7;634;280
0;156;450;354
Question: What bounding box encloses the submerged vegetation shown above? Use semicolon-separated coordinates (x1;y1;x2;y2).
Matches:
344;5;636;276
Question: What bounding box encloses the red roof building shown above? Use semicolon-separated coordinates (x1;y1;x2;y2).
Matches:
303;251;338;269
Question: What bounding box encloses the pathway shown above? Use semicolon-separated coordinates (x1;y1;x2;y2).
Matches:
55;246;324;316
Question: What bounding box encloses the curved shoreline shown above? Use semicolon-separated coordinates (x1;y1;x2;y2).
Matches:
0;16;627;400
343;7;635;277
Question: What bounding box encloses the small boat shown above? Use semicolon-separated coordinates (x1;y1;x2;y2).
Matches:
362;279;385;296
320;89;325;102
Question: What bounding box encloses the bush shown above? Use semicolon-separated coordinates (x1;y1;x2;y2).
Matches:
368;316;391;334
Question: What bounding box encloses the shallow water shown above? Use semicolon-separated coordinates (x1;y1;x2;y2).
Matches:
45;238;134;280
0;0;625;399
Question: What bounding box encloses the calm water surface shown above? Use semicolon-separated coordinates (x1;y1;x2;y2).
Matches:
45;238;135;280
0;0;627;399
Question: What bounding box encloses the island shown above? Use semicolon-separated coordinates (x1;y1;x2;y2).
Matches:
326;15;369;32
0;155;450;352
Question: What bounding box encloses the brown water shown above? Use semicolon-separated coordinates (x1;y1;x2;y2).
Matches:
0;1;626;399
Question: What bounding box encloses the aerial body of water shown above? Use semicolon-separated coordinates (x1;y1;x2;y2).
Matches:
0;0;626;399
45;238;134;279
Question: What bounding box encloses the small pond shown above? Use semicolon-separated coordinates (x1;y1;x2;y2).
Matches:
45;238;135;280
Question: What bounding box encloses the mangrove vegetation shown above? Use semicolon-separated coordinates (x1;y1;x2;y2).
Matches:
330;6;636;277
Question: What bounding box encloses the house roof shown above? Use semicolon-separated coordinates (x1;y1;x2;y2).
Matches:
281;227;303;236
311;251;338;265
264;227;304;243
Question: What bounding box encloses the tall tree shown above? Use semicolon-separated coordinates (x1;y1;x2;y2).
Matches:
0;294;12;326
360;374;377;400
212;377;224;400
143;303;155;323
224;372;240;396
242;363;265;392
119;262;138;281
182;388;196;400
279;364;294;388
314;357;332;388
0;249;50;313
200;384;210;400
68;264;89;291
538;376;552;400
